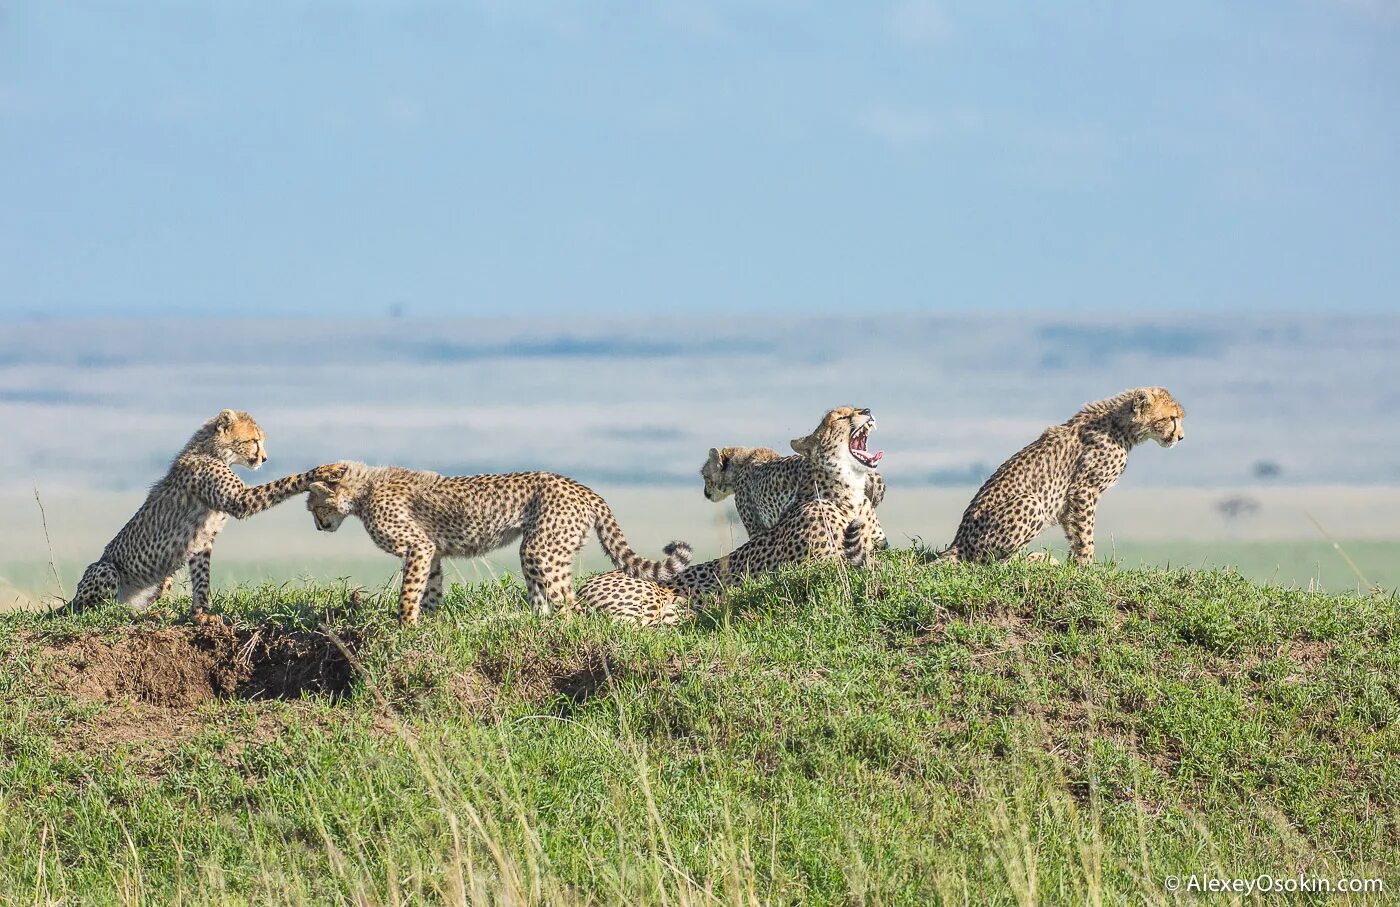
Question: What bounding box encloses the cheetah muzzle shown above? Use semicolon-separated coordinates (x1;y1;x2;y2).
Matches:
848;419;883;469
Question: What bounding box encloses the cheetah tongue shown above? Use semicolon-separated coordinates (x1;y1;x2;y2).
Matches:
852;448;884;467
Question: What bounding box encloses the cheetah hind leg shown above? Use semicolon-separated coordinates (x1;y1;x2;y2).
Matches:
520;529;579;617
534;560;578;617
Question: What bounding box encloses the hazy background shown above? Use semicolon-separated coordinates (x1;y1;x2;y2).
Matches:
2;3;1397;607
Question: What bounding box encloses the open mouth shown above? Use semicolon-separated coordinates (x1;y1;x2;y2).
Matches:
849;420;884;468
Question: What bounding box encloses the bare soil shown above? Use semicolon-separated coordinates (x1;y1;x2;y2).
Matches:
42;622;360;708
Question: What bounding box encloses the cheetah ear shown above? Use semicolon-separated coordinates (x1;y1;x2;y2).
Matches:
215;409;237;431
308;481;332;495
790;434;814;457
706;447;725;470
1132;389;1155;415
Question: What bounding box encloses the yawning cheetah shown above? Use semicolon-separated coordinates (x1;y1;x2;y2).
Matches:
940;387;1185;565
579;407;884;625
306;464;692;624
67;410;345;621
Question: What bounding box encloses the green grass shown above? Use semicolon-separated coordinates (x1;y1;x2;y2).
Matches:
8;538;1398;613
1;552;1398;904
1039;539;1400;595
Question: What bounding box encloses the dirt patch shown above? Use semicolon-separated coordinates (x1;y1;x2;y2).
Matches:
1281;639;1335;672
470;645;690;717
474;644;622;710
42;623;361;708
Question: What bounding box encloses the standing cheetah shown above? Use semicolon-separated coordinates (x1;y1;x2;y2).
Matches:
67;410;345;621
701;446;889;547
941;387;1185;565
306;464;692;624
579;407;884;626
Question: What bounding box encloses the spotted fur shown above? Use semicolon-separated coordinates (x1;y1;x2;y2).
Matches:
306;463;692;624
940;387;1185;565
580;407;882;625
701;447;888;547
842;518;869;567
67;410;345;620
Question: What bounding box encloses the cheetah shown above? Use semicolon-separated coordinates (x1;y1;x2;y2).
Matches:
940;387;1185;565
67;410;345;621
701;446;889;547
579;407;884;626
306;464;693;624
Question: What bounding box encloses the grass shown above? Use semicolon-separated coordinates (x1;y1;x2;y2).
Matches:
1;551;1398;904
8;538;1399;613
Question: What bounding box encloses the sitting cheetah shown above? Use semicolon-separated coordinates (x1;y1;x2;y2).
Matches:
701;446;889;547
940;387;1185;565
579;407;884;626
67;410;345;621
306;464;693;624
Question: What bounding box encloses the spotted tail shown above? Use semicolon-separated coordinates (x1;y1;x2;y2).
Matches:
595;505;693;581
843;518;867;566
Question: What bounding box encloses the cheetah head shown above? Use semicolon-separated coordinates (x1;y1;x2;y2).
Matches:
701;448;738;502
211;409;267;470
700;446;781;501
790;406;883;484
306;462;362;531
1131;387;1186;448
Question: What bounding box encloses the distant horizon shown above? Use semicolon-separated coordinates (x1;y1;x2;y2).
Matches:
3;312;1397;492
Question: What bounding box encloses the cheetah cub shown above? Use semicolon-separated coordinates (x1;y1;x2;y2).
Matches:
306;464;693;624
701;446;889;547
940;387;1185;565
67;410;345;620
579;407;884;626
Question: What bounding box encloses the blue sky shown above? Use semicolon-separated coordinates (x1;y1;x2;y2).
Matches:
2;1;1397;318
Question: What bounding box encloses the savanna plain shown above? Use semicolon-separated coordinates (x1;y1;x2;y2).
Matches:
2;316;1397;903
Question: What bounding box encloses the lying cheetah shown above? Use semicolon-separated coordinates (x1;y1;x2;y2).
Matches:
940;387;1185;565
701;446;889;547
306;464;692;624
581;515;871;626
67;410;344;620
580;407;883;626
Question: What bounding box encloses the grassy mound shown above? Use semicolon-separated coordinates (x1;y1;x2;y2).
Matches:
1;552;1397;904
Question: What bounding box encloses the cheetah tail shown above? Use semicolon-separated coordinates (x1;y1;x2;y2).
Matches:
594;506;693;581
842;518;867;567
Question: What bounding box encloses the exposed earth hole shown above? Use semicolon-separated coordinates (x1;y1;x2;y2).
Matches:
550;649;619;710
43;623;361;708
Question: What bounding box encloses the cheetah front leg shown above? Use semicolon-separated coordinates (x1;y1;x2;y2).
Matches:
736;496;769;538
422;556;444;613
398;544;435;625
188;463;348;520
1060;489;1099;566
869;518;889;551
